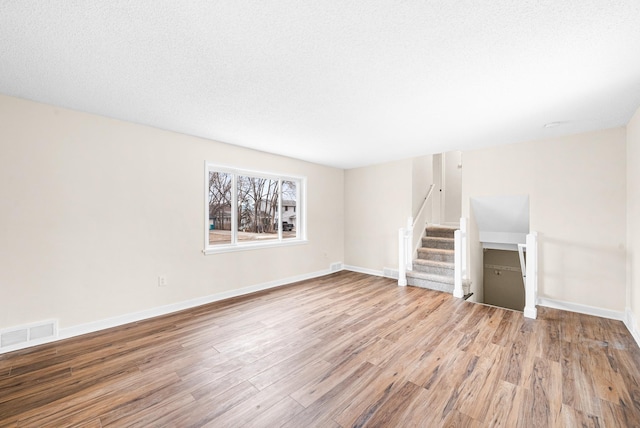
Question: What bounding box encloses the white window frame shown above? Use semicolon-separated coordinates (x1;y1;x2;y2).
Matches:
204;163;307;254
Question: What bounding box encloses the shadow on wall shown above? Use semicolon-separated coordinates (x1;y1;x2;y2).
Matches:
538;234;626;305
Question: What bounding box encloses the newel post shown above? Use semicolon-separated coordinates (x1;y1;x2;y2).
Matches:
398;228;407;286
406;217;413;272
453;229;464;298
523;232;538;319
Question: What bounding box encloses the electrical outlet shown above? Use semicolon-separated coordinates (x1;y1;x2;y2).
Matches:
158;275;168;287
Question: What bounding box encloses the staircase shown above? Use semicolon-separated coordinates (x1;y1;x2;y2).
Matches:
406;225;457;293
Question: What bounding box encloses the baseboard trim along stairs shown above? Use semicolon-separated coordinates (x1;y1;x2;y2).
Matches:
406;225;457;293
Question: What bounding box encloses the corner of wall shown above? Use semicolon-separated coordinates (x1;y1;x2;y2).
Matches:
625;307;640;348
627;104;640;348
467;209;484;303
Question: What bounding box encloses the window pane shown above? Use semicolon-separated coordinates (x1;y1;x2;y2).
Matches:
208;171;232;245
281;180;297;239
237;175;279;242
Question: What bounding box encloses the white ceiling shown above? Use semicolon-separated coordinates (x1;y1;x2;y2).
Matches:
1;1;639;169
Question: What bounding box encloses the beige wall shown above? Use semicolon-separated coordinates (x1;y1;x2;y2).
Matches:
628;106;640;331
2;91;636;337
0;94;344;331
411;155;433;218
443;151;462;225
462;128;627;312
344;159;412;272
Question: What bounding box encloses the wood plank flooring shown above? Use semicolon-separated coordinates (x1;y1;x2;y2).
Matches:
1;271;640;427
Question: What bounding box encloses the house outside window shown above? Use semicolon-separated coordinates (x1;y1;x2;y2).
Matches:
205;164;306;253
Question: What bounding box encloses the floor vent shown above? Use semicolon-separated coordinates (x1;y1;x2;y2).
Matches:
0;320;58;352
383;268;399;279
330;262;343;272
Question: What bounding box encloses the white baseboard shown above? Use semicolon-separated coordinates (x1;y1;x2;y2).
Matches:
536;298;640;348
624;308;640;348
537;297;625;321
523;307;537;319
1;266;337;354
343;265;384;277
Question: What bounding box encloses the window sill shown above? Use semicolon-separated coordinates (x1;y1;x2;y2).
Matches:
203;239;308;255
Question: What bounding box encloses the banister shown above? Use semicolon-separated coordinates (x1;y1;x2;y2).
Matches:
412;184;435;230
398;228;408;286
398;184;435;286
453;217;469;298
523;232;538;319
518;234;538;319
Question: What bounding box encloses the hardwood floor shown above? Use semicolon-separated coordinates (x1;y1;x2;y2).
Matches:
2;271;640;427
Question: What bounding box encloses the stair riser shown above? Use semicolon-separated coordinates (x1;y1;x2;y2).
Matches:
417;250;454;263
421;238;454;250
425;229;456;239
407;277;454;293
412;264;454;276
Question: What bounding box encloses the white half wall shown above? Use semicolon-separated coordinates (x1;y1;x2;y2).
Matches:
627;106;640;338
462;127;627;312
471;194;530;247
0;94;345;332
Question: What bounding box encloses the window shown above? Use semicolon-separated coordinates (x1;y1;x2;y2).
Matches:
205;164;306;253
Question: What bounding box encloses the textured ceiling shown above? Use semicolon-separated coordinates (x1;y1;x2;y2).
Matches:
1;1;640;169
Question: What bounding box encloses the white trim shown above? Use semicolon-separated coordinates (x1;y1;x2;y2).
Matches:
204;161;210;251
439;153;445;223
205;163;307;182
453;229;464;298
231;172;238;244
523;232;537;319
537;297;625;321
300;178;308;241
624;308;640;348
343;265;385;277
398;227;408;286
482;242;519;251
0;266;336;355
204;238;308;255
277;179;283;240
524;307;538;319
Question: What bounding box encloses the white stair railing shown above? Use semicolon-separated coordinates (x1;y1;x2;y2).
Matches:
518;232;538;319
398;218;411;286
398;185;435;286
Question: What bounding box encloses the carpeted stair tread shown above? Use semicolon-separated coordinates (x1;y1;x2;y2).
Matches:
425;225;457;232
422;236;454;242
407;224;459;293
422;236;454;250
406;271;455;284
417;247;453;255
413;259;454;269
417;248;454;263
406;271;455;293
425;225;457;239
